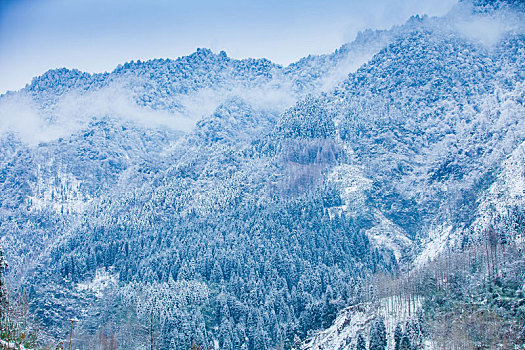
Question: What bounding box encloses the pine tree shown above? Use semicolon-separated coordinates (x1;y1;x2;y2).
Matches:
356;332;367;350
394;323;403;350
0;246;8;332
400;334;411;350
322;286;337;328
407;319;422;349
369;318;387;350
416;309;426;338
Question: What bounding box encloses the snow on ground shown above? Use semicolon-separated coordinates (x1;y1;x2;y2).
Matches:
378;295;423;348
423;339;436;349
302;295;422;350
327;163;412;261
29;161;91;214
366;210;413;261
0;339;29;350
416;141;525;269
76;268;118;298
301;304;374;350
327;163;372;219
472;141;525;243
414;223;455;269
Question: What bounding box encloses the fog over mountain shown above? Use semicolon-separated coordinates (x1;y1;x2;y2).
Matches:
0;0;524;349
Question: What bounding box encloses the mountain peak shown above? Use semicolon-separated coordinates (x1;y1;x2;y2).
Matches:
25;67;96;94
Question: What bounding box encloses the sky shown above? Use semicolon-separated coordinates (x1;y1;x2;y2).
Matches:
0;0;457;94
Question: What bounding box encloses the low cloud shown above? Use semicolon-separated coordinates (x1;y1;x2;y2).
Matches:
0;77;298;146
54;86;197;131
0;85;204;145
0;95;66;145
450;2;525;46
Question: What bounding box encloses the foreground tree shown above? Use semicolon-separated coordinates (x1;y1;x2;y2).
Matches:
0;246;8;335
394;323;403;350
356;332;366;350
369;318;387;350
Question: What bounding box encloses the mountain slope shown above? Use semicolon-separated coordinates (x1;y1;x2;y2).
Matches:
0;0;524;348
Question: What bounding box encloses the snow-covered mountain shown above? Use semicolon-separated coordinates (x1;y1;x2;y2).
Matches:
0;0;524;348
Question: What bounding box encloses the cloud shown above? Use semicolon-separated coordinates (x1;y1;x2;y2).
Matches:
0;76;300;146
342;0;458;42
54;86;197;131
0;94;63;145
457;17;509;46
450;1;525;46
0;85;197;146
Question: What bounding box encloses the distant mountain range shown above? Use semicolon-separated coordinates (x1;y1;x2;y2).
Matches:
0;0;524;348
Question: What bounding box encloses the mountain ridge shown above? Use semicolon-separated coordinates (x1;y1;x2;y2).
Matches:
0;1;524;348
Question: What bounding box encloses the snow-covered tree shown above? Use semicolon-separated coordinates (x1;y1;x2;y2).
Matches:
356;332;367;350
394;323;403;350
369;318;387;350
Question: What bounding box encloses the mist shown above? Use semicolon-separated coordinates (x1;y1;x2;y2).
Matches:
0;87;196;146
0;77;299;145
450;1;525;46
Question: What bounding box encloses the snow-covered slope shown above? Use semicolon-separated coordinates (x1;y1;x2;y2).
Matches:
297;1;525;348
0;0;524;348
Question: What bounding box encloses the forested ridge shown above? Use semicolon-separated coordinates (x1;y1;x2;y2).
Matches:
0;0;524;348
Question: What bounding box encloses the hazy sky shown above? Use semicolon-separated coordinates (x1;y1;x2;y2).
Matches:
0;0;457;94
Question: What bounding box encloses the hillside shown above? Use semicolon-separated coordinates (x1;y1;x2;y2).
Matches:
0;0;524;348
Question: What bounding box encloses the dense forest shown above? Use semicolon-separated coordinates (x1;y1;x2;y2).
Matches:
0;0;524;349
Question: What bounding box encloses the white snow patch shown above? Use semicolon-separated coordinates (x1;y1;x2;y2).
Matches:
414;223;455;269
77;268;118;298
28;162;91;214
378;295;423;347
302;296;422;350
471;141;525;243
327;163;372;218
0;338;29;350
301;304;374;350
327;165;412;260
366;210;412;261
414;142;525;269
